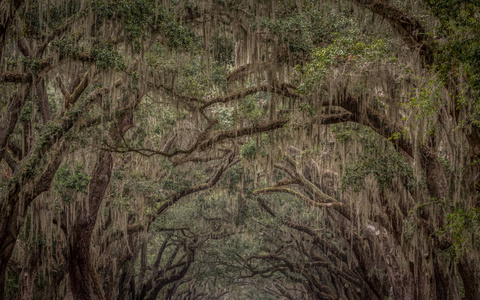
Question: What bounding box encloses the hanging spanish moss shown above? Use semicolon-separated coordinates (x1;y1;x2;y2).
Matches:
0;0;479;299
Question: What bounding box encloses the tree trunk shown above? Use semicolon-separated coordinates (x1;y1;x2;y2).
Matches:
458;256;480;300
0;212;19;300
18;262;40;300
68;238;105;300
68;151;113;300
68;107;134;299
0;143;65;299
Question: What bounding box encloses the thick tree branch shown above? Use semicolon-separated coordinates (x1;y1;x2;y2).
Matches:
3;150;17;171
154;154;236;217
254;186;350;220
352;0;433;65
202;81;302;109
0;84;31;162
339;94;448;198
1;72;32;83
56;75;71;102
36;78;52;124
0;0;25;53
105;118;288;158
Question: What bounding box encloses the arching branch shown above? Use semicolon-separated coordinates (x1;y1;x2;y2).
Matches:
352;0;433;64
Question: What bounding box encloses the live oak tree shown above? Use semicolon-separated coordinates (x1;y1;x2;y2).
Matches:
1;0;479;299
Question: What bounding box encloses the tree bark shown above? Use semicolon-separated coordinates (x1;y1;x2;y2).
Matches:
18;257;40;300
0;141;65;300
68;151;113;300
0;85;30;162
458;256;480;300
146;249;194;300
68;105;135;299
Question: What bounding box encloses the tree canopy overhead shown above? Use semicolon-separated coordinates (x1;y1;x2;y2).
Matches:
0;0;479;299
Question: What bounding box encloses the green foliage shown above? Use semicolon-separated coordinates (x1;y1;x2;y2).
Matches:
51;36;83;59
388;129;408;141
178;59;210;98
342;151;414;192
257;4;353;59
298;102;315;117
213;34;234;66
216;106;234;128
438;206;480;260
38;121;63;148
109;163;169;214
121;179;161;210
471;155;480;166
145;42;169;69
240;139;258;160
401;74;444;136
158;12;198;50
92;0;199;50
240;134;268;160
298;31;390;92
233;93;267;123
439;156;454;174
21;57;43;72
332;124;415;192
224;164;243;194
408;198;480;260
52;0;198;69
54;163;91;203
331;122;362;142
235;204;250;226
427;0;480;125
5;56;18;68
22;0;83;38
20;102;32;123
92;0;155;42
162;174;192;193
211;62;229;88
92;45;127;71
405;75;442;118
